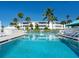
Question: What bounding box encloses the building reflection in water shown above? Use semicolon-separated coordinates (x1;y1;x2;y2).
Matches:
23;32;58;41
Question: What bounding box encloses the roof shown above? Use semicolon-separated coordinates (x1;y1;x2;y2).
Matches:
66;20;79;26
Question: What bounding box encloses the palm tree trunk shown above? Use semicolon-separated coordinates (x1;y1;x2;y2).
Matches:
63;24;64;30
48;20;49;27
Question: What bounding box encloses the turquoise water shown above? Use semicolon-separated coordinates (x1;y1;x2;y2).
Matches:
0;32;78;58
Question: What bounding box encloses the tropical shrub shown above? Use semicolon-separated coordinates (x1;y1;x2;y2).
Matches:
34;23;40;32
29;23;33;30
25;26;30;32
44;26;50;32
16;26;20;30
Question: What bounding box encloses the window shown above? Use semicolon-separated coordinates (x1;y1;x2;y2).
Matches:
38;22;48;24
23;25;28;27
23;22;29;24
39;25;46;27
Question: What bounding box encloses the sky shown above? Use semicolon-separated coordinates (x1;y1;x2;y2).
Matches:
0;1;79;26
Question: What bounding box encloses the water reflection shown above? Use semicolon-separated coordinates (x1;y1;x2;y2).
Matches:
22;32;58;41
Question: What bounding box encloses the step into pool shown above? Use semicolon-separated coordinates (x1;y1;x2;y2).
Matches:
0;32;78;58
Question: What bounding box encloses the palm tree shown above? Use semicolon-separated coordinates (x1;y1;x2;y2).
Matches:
43;8;57;26
16;26;20;30
10;18;18;26
12;18;18;26
60;20;66;29
10;18;20;30
35;23;39;29
76;16;79;20
60;20;66;24
35;23;40;32
66;19;72;24
66;15;72;23
13;18;18;23
51;16;58;21
18;12;24;21
10;22;14;26
18;12;24;18
29;23;33;30
25;26;30;32
25;17;32;30
25;17;31;22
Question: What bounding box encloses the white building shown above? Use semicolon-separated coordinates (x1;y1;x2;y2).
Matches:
19;21;64;31
34;21;48;30
18;21;48;30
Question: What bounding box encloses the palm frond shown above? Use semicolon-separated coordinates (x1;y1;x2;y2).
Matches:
43;17;47;20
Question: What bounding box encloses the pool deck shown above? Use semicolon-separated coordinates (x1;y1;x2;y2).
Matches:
58;34;79;41
0;30;26;45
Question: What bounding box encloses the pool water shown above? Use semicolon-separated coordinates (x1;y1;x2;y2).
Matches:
0;32;78;58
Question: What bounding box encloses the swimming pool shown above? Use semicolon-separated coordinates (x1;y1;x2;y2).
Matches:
0;32;78;58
